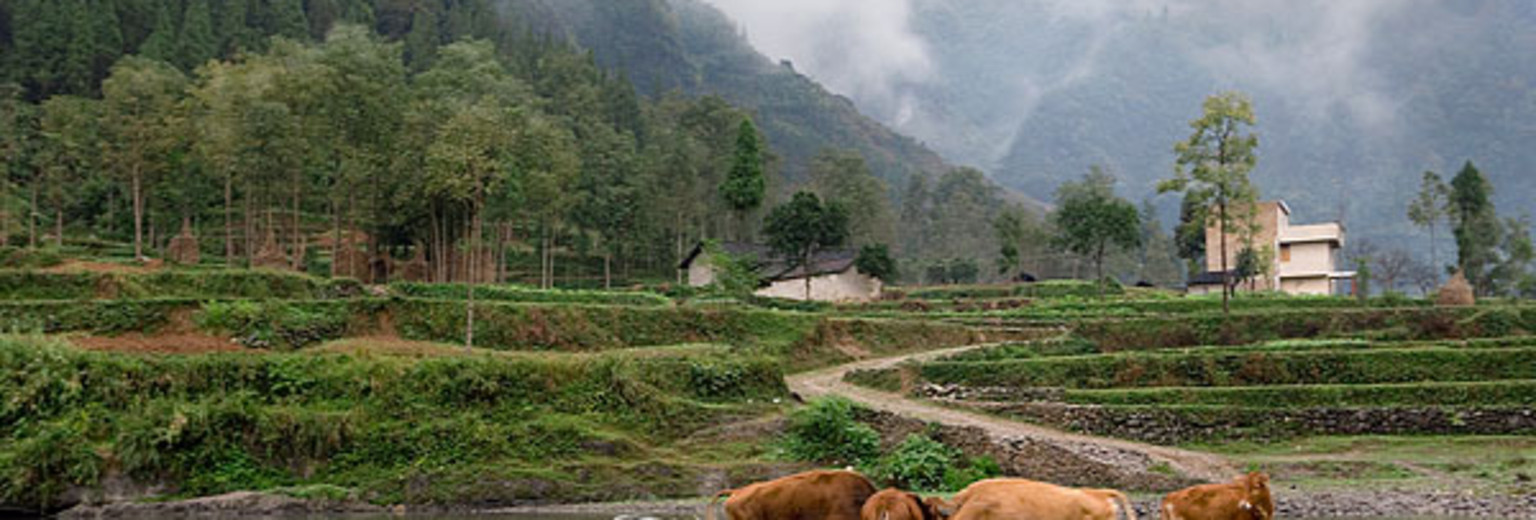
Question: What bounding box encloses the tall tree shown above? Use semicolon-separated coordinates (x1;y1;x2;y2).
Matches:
1138;199;1182;287
37;95;99;247
1159;91;1259;313
719;118;765;241
764;191;849;300
178;0;218;70
1448;160;1500;295
136;0;179;64
1407;170;1450;281
0;84;36;247
808;148;894;247
100;56;186;259
1052;168;1142;297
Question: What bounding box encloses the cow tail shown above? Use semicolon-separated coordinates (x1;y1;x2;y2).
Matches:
1110;490;1138;520
706;488;733;520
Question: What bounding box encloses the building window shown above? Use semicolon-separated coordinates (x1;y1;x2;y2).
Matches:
1280;244;1291;263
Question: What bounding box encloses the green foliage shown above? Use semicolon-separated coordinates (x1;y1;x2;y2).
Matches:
719;118;766;215
0;247;64;269
0;299;181;334
0;269;349;301
854;244;897;281
764;191;851;298
920;347;1536;389
392;282;669;307
867;434;954;491
777;397;880;467
705;243;763;298
194;300;356;349
1052;168;1141;291
1071;306;1532;351
0;336;784;509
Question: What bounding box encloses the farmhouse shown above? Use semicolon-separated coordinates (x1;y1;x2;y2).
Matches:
679;241;884;302
1188;200;1355;296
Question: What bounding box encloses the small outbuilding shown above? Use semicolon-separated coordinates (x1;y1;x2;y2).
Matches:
678;241;884;302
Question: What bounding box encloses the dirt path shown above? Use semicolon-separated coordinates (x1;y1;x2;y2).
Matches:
786;341;1237;484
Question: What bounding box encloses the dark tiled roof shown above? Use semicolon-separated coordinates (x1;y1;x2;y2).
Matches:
1188;270;1234;285
679;241;859;281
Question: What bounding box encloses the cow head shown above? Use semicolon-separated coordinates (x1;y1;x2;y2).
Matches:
1241;472;1274;520
862;488;938;520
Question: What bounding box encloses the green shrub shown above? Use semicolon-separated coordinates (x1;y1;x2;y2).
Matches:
920;347;1536;389
0;337;784;508
0;299;181;334
194;300;357;350
777;397;881;466
868;434;955;491
1072;306;1536;351
391;282;669;307
0;246;64;269
0;269;347;301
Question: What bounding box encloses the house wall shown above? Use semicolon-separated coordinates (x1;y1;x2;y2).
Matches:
687;255;715;287
1280;241;1338;275
1204;201;1284;290
1280;276;1333;296
755;267;883;302
1187;282;1222;296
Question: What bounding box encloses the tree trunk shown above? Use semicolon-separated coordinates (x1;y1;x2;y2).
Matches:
604;250;612;290
1219;201;1230;314
803;251;813;301
55;207;63;248
466;209;478;350
28;180;38;249
291;169;302;270
1429;223;1438;285
132;170;143;259
224;169;233;266
244;191;254;265
1095;242;1106;299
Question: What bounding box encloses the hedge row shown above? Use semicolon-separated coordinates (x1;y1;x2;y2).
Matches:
1073;306;1536;351
946;336;1536;363
391;282;670;307
0;336;784;508
1061;380;1536;408
919;347;1536;389
0;269;361;301
902;280;1119;301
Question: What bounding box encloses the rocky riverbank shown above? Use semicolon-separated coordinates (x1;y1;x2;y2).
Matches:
52;487;1536;519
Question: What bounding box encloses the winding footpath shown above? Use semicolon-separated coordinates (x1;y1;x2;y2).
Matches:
786;340;1238;484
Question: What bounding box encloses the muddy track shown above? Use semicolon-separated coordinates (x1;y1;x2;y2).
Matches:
786;340;1237;484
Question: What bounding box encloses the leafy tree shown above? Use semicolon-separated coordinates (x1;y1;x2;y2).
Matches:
1159;91;1259;312
1138;199;1182;287
37;95;99;247
1407;170;1449;281
1448;161;1500;295
0;84;37;246
1489;216;1534;297
764;191;849;300
719;118;766;241
1052;168;1141;297
137;1;179;64
178;0;218;71
854;243;897;282
809;148;894;246
99;56;186;259
1174;191;1207;275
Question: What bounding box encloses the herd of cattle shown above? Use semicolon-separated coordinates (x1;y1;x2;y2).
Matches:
707;469;1274;520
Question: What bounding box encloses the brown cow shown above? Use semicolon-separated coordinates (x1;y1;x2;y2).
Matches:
934;478;1137;520
1159;472;1274;520
707;469;877;520
860;488;942;520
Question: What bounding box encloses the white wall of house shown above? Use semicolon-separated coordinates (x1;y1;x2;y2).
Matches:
687;255;716;287
1279;276;1332;295
755;267;883;302
1279;241;1339;276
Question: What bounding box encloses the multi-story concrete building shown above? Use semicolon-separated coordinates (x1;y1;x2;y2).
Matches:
1188;200;1355;296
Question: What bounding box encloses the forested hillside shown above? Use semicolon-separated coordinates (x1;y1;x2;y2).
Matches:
0;0;1014;283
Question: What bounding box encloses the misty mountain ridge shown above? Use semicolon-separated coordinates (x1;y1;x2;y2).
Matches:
710;0;1536;249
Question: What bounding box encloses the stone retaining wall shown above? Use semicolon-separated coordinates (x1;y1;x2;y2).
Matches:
971;402;1536;444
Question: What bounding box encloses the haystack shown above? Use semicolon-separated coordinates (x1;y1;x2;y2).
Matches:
251;228;291;271
166;218;200;265
1436;270;1475;306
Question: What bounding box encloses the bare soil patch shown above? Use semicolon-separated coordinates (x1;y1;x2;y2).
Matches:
42;259;164;275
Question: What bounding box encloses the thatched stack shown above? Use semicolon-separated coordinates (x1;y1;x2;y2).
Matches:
251;229;290;271
1436;270;1475;306
166;218;200;265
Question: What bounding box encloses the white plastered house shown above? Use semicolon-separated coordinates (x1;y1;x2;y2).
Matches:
679;242;884;302
1187;200;1355;296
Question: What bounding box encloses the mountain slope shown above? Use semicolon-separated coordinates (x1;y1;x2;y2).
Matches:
509;0;953;189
